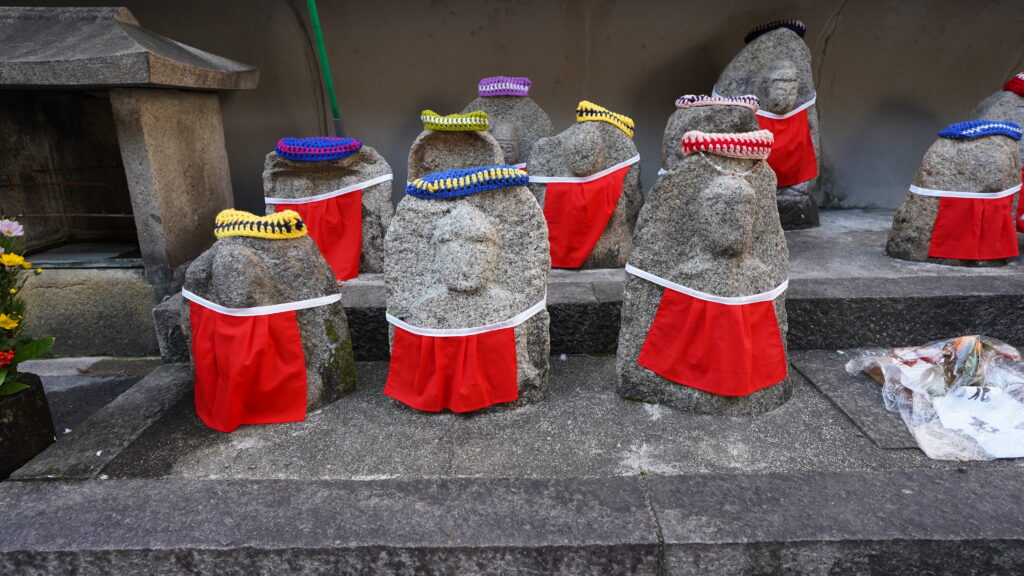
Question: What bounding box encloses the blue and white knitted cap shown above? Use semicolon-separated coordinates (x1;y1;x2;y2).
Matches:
937;121;1022;142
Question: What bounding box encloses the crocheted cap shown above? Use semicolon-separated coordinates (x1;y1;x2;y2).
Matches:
744;19;806;44
576;101;635;139
937;121;1022;142
1003;72;1024;96
275;137;363;162
479;76;531;97
675;94;760;112
214;209;307;240
406;165;529;199
682;129;775;160
421;110;489;131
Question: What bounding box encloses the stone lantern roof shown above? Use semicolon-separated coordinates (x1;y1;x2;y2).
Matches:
0;7;258;90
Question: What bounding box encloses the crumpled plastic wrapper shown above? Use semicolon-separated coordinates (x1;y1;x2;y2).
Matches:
846;335;1024;460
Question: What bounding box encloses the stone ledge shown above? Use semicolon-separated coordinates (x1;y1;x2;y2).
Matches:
10;364;192;481
153;210;1024;360
3;470;1023;575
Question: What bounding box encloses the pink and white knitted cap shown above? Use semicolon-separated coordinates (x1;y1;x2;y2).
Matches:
682;130;774;160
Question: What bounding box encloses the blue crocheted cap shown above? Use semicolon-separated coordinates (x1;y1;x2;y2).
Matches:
937;121;1022;142
275;137;363;161
406;166;529;199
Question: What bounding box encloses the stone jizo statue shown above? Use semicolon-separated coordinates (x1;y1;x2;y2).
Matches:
462;76;553;169
617;129;792;415
715;19;821;229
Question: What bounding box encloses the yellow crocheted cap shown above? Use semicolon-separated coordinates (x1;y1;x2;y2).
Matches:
214;209;307;240
421;110;489;132
576;101;635;139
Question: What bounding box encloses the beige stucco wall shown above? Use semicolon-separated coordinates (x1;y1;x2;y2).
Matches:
24;0;1024;210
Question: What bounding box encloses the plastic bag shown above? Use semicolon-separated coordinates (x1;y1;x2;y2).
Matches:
845;335;1024;460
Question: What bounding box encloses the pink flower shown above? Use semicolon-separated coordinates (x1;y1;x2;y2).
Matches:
0;220;23;237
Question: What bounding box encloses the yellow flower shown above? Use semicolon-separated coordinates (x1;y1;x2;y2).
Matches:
20;262;31;269
0;314;18;330
8;289;15;294
33;268;42;275
0;253;24;267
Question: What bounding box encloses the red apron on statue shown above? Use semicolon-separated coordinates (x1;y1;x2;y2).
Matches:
383;299;546;412
266;173;393;281
531;155;640;268
626;264;788;397
908;184;1021;260
1016;168;1024;234
183;289;343;433
754;96;818;187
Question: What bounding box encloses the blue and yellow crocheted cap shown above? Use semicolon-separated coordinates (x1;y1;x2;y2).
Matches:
406;166;529;199
937;121;1022;142
275;137;363;161
214;209;307;240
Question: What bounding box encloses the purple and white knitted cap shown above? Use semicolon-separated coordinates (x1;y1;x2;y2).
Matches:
478;76;531;97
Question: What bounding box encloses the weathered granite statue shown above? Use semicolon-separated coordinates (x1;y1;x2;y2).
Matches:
263;137;394;281
887;121;1022;266
408;110;505;180
384;166;550;412
661;95;762;172
462;76;553;169
528;101;642;268
181;209;356;432
970;72;1024;232
715;19;821;229
617;129;792;415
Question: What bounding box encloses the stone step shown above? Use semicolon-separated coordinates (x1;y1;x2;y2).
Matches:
3;470;1022;575
153;209;1024;361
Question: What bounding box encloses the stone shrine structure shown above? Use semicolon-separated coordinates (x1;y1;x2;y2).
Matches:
462;76;553;169
528;101;642;269
0;7;257;356
408;110;505;180
887;121;1022;266
384;166;550;412
617;129;791;414
715;19;821;229
970;72;1024;232
181;209;356;432
263;137;394;280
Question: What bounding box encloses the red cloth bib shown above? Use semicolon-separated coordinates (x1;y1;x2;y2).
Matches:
383;299;545;412
187;301;309;433
1016;167;1023;234
629;266;787;397
270;192;362;281
756;107;818;187
536;157;637;268
926;190;1020;260
384;327;519;412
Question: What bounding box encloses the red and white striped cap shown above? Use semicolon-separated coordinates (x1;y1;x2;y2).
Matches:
681;130;774;160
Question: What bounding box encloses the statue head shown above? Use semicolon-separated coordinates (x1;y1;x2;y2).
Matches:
433;204;500;294
491;121;519;165
566;121;607;176
760;60;800;115
700;174;757;258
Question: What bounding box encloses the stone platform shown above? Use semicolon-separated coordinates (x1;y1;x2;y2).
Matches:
259;209;1024;360
4;351;1024;574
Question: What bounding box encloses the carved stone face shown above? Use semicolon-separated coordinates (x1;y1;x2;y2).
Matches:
566;121;606;176
700;174;756;258
491;122;519;165
434;205;499;294
760;60;800;115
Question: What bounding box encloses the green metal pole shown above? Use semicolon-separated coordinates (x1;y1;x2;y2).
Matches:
307;0;345;136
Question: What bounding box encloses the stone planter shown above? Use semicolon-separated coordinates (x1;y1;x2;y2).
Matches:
0;373;55;480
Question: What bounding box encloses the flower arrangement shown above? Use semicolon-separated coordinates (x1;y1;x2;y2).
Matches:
0;216;53;396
